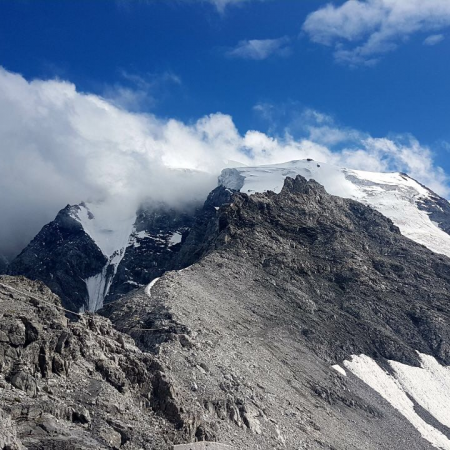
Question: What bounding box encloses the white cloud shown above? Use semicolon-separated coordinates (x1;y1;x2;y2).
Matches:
302;111;450;196
423;34;445;45
303;0;450;66
0;67;447;259
227;37;291;60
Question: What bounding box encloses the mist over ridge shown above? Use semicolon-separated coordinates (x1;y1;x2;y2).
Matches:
0;66;448;259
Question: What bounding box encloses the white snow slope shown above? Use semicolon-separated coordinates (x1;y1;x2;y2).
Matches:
70;202;135;312
345;353;450;450
70;201;186;311
219;160;450;259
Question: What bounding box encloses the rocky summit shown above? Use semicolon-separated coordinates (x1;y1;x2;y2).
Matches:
2;174;450;449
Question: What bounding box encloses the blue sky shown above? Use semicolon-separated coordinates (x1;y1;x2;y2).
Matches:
1;0;450;256
1;0;449;148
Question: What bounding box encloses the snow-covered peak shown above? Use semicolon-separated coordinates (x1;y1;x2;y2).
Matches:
219;160;450;259
220;160;363;199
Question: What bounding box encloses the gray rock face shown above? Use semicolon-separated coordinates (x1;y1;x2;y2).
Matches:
8;203;195;312
0;408;22;450
107;205;195;302
7;206;107;312
0;276;208;449
102;176;450;449
0;255;8;275
173;186;234;270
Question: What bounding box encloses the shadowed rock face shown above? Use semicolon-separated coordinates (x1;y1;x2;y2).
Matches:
0;255;8;274
103;176;450;449
106;205;195;303
7;206;107;312
7;204;195;312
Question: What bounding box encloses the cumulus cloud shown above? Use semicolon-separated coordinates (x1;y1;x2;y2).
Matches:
303;0;450;65
0;67;447;259
302;110;449;196
227;37;291;60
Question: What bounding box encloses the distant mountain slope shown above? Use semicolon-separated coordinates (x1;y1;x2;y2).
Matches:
219;160;450;258
9;202;194;312
103;175;450;449
9;159;450;313
7;205;107;312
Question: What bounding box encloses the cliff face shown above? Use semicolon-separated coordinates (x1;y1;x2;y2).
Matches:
7;206;107;312
102;176;450;449
8;203;195;313
106;205;194;303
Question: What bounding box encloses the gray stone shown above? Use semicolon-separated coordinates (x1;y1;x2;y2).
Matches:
174;443;234;450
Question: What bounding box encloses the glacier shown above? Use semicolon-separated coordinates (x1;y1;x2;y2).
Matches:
219;160;450;259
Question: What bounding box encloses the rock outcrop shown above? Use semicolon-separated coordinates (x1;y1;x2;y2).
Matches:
0;276;207;449
7;206;107;312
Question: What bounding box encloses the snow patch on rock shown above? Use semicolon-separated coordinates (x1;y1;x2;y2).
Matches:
168;232;182;247
71;202;136;311
145;277;160;298
331;364;346;377
344;353;450;450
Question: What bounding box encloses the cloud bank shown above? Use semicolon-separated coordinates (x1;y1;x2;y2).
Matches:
303;0;450;65
0;67;447;258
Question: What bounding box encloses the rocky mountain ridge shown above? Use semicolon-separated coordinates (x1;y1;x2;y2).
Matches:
2;175;450;449
8;160;450;315
219;160;450;259
8;203;196;312
102;175;450;449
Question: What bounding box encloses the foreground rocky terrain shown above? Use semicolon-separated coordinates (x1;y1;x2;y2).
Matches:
2;176;450;449
0;276;203;450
